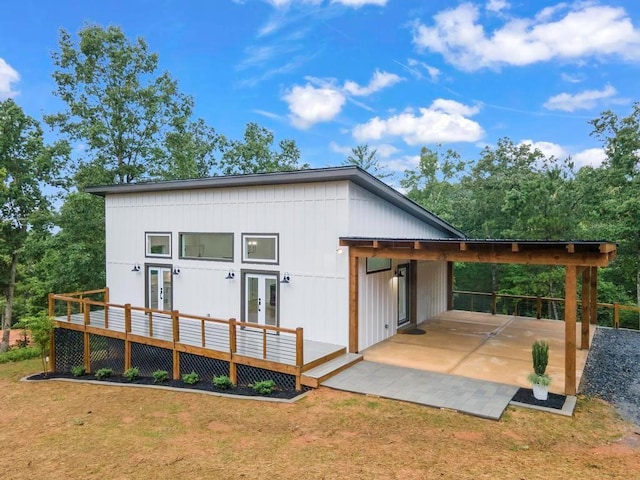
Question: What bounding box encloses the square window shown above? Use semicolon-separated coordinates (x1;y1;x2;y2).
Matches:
179;233;233;261
242;234;278;264
146;233;171;258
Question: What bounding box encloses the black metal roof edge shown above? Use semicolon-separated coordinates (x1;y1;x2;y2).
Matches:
340;237;617;246
85;166;466;239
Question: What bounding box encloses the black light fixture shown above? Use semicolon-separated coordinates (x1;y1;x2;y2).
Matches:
225;269;235;280
131;263;141;272
280;273;291;284
394;267;404;278
172;265;181;275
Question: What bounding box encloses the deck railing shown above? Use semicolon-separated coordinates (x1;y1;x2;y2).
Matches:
48;291;305;389
452;290;640;330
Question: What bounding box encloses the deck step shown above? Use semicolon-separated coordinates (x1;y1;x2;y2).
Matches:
301;353;363;388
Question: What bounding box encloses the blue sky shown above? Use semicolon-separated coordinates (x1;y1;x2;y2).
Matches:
1;0;639;183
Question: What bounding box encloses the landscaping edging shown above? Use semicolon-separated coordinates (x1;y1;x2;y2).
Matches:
22;373;311;404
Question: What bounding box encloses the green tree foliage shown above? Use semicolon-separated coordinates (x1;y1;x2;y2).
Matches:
342;144;391;179
0;99;61;353
219;122;306;175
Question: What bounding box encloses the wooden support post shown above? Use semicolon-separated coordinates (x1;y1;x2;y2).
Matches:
48;293;55;318
124;304;131;372
447;262;454;311
581;268;590;350
173;348;180;381
104;287;109;304
295;327;304;392
614;303;620;329
48;294;56;372
589;267;598;325
536;296;542;319
491;292;497;315
349;255;359;353
229;318;237;385
83;298;91;372
564;265;577;396
410;260;417;325
172;310;180;343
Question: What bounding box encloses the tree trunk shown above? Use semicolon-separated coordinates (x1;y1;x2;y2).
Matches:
0;251;18;353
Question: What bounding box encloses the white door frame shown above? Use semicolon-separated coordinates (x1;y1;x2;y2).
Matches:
243;272;279;327
147;265;173;311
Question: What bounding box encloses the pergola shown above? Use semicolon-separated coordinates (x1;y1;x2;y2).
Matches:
339;238;618;395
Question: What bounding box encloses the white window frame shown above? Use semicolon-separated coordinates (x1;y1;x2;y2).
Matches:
146;232;172;258
242;233;279;264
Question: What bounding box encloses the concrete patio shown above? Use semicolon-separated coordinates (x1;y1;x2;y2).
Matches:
361;310;595;395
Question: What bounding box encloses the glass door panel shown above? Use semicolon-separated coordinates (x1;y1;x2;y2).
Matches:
398;264;408;326
245;273;278;326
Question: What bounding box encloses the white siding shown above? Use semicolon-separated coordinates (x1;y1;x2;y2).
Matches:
105;181;351;346
347;183;448;238
416;261;448;322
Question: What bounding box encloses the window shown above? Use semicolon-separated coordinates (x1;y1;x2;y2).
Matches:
242;234;278;264
146;233;171;258
366;257;391;274
179;233;233;261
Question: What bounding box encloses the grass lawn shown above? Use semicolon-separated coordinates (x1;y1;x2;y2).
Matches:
1;359;639;479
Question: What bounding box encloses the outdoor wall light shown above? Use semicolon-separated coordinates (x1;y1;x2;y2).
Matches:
336;247;344;255
172;265;181;275
280;273;291;284
131;263;141;272
225;269;235;280
394;267;404;278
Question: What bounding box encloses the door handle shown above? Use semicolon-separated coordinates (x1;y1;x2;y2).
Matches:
160;287;163;300
258;297;262;312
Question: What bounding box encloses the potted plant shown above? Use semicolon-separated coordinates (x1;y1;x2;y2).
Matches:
527;340;551;400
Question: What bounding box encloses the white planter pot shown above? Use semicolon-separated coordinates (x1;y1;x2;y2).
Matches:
532;383;548;401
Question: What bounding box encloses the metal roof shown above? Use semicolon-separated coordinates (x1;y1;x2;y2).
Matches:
85;166;465;238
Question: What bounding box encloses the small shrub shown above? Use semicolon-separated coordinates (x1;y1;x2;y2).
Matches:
0;346;40;364
70;365;86;377
95;368;113;380
531;340;549;375
213;375;233;390
251;379;276;395
123;367;140;381
152;369;169;384
182;371;199;385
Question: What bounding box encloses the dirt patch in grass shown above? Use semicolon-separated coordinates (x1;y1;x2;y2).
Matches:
2;360;639;479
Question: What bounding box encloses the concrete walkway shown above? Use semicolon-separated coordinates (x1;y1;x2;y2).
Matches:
322;361;519;420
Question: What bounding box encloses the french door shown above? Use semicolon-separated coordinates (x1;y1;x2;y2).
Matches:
245;273;278;326
148;266;173;311
397;264;409;327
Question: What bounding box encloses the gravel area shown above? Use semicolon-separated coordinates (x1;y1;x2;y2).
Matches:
580;327;640;427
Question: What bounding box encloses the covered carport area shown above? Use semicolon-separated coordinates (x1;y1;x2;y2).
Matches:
339;238;617;395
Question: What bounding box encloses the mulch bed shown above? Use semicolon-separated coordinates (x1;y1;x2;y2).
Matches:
26;372;304;400
512;387;567;410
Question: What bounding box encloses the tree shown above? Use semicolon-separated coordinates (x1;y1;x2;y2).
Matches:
342;144;391;179
45;24;195;186
218;123;306;175
0;99;58;353
590;103;640;308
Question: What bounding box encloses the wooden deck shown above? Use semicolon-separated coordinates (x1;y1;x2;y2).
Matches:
49;291;349;390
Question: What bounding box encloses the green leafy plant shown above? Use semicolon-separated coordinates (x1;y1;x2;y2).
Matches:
95;368;113;380
182;371;199;385
152;369;169;384
0;346;40;364
527;340;551;386
70;365;86;377
251;380;276;395
20;313;54;373
123;367;140;381
213;375;233;390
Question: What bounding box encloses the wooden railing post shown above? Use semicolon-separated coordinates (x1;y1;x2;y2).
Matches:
229;318;237;385
614;303;620;329
295;327;304;392
172;310;180;380
48;293;54;317
491;292;497;315
83;303;91;373
104;287;110;304
124;304;131;372
48;294;56;372
536;296;542;319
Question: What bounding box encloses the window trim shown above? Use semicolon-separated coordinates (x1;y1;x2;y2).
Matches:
145;232;172;259
178;232;234;262
366;257;391;274
241;233;279;265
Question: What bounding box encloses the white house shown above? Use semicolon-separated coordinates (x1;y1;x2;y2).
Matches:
86;166;464;353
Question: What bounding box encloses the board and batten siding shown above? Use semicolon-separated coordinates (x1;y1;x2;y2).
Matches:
416;261;448;322
105;180;352;346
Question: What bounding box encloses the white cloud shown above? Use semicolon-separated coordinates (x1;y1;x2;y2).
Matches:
343;70;403;96
572;148;606;168
352;99;484;145
406;58;441;81
283;83;346;128
412;3;640;71
381;155;420;173
560;72;585;83
519;139;567;159
543;84;618;112
329;141;353;155
486;0;509;13
0;58;19;99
